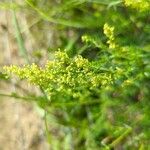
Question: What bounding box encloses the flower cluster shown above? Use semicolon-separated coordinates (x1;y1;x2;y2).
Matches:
3;51;113;100
103;23;117;49
124;0;150;11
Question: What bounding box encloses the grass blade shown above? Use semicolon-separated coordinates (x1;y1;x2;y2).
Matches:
12;10;30;63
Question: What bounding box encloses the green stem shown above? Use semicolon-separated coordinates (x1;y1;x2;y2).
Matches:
109;126;132;148
0;93;34;101
52;99;101;107
44;110;52;144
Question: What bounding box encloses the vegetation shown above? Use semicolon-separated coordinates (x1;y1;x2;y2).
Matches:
1;0;150;149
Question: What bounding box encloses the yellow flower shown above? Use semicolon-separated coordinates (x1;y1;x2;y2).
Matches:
3;51;113;98
103;23;117;49
124;0;150;11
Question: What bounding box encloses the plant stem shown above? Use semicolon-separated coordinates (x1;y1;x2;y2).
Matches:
109;126;132;148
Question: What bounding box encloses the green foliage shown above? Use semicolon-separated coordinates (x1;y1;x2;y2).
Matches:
3;28;150;149
1;0;150;149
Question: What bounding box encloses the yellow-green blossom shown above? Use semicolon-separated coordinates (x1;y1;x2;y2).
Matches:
124;0;150;11
3;51;113;99
103;23;117;49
